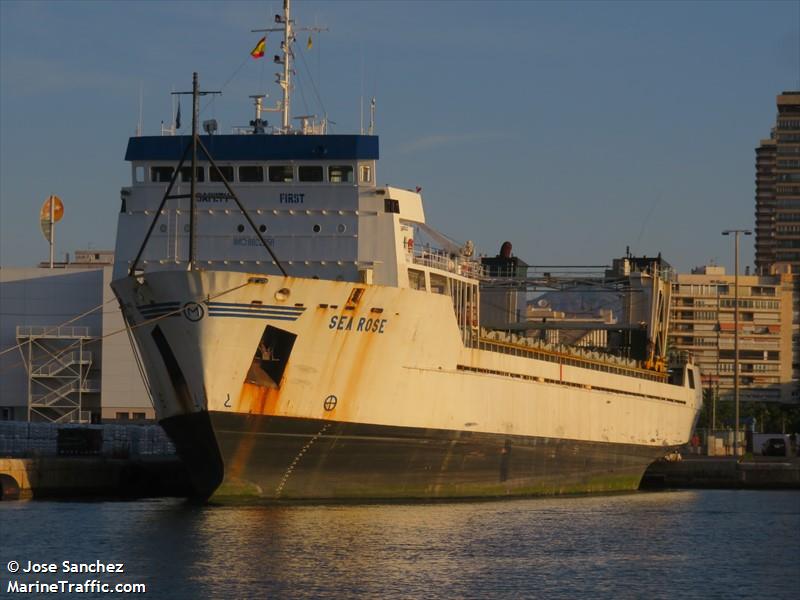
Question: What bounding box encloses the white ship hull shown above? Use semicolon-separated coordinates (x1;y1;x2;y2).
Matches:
112;270;702;500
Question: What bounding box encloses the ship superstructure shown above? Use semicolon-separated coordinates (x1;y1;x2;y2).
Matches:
111;0;702;500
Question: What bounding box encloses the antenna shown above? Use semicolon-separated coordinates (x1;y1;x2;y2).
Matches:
136;82;143;137
252;0;327;134
369;97;376;135
360;53;365;135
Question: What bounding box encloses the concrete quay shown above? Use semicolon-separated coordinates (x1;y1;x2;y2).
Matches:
641;456;800;490
0;456;191;500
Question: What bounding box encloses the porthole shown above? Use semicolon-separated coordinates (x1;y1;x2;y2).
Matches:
183;224;190;232
259;224;267;233
159;224;167;233
312;224;321;233
337;224;346;233
237;224;245;233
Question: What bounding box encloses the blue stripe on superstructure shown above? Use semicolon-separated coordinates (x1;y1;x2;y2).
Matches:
126;134;379;162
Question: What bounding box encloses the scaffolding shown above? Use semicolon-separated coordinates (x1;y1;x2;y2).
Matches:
15;326;99;423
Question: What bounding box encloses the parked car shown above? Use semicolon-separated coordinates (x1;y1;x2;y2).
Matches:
762;438;787;457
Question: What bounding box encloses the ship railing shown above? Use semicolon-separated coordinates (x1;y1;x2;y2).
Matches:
16;326;92;339
477;329;668;383
409;247;484;278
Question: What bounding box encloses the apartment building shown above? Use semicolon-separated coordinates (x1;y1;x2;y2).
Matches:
669;266;798;403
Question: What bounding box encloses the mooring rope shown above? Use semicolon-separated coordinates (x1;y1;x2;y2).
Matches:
0;279;253;376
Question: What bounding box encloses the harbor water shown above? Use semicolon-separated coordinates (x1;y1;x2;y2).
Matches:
1;490;798;598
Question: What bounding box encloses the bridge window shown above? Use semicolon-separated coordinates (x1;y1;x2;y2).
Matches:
135;166;145;183
299;166;324;182
210;166;234;182
239;166;264;182
151;166;174;182
269;165;294;182
179;167;205;182
360;164;372;183
329;165;353;183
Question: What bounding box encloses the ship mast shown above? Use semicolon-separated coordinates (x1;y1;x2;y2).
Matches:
252;0;326;134
281;0;292;132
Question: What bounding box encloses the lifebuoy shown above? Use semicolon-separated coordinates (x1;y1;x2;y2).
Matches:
407;238;414;253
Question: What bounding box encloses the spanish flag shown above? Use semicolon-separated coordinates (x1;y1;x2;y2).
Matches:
250;36;266;59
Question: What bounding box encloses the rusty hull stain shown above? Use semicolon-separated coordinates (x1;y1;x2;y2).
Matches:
237;382;281;415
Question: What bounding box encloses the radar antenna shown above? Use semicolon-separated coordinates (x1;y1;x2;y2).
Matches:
249;94;268;133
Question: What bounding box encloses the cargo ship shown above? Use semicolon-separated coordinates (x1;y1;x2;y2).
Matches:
111;1;702;500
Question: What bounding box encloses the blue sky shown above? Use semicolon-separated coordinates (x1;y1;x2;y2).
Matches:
1;0;798;273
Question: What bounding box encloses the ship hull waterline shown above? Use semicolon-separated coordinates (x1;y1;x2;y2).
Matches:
161;410;678;501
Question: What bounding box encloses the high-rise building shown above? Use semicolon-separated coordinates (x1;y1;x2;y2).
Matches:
755;91;800;274
755;137;776;271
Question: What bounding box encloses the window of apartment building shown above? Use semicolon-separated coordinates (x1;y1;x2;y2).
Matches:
694;311;716;320
751;286;775;297
116;412;130;421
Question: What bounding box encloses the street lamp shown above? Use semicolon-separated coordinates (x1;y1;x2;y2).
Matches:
709;279;726;433
722;229;752;459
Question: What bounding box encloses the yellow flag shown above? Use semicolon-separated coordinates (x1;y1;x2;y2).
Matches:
307;35;313;50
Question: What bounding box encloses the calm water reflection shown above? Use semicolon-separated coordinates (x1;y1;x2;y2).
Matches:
2;490;798;599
